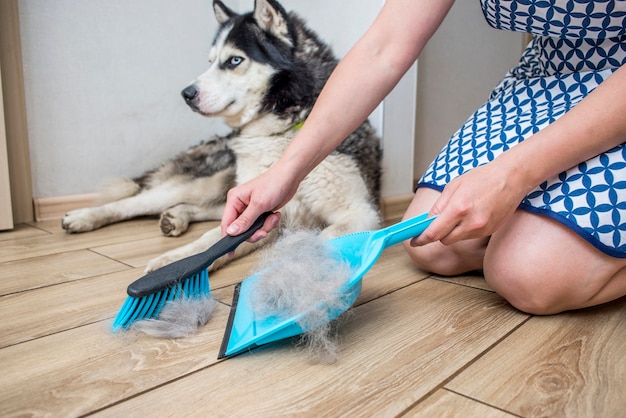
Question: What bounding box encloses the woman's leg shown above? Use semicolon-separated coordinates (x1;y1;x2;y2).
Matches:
402;187;488;276
403;189;626;314
484;210;626;314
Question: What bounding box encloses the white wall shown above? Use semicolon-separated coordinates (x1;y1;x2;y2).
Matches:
19;0;386;198
19;0;526;201
414;1;526;180
19;0;223;197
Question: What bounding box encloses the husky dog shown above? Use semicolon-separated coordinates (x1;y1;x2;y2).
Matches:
62;0;381;272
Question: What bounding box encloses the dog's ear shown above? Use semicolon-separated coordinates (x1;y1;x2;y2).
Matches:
253;0;293;46
213;0;236;24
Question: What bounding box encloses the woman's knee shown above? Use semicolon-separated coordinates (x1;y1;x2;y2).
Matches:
403;239;486;276
403;241;457;276
482;215;573;314
483;254;559;314
401;186;485;276
483;211;626;315
485;248;626;315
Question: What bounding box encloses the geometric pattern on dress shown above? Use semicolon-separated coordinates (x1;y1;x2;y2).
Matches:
480;0;626;39
490;35;626;98
522;144;626;256
421;69;610;185
418;67;626;255
419;1;626;256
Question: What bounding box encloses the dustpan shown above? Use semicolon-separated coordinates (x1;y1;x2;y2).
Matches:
218;212;435;358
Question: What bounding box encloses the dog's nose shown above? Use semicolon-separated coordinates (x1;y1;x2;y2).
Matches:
181;85;198;102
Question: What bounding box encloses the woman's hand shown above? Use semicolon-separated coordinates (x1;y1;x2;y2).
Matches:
411;157;531;246
221;167;298;242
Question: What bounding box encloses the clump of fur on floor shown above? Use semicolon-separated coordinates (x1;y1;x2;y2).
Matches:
129;228;353;362
250;229;354;362
132;296;216;338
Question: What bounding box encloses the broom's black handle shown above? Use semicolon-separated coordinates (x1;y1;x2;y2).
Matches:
127;211;274;297
205;211;273;257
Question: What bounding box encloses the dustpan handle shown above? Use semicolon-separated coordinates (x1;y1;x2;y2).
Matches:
379;212;436;249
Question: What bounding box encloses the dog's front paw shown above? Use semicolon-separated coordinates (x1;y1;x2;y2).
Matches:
61;209;102;233
145;252;182;273
159;211;189;237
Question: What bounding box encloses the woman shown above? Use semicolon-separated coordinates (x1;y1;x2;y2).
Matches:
222;0;626;315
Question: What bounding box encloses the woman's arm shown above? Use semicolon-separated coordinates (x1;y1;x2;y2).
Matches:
274;0;455;182
413;63;626;246
223;0;455;237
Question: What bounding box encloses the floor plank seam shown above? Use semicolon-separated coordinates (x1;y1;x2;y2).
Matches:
443;388;525;417
437;315;533;393
1;317;114;350
1;282;64;298
86;248;137;269
213;297;232;308
358;274;434;304
84;353;232;416
397;314;533;417
430;275;496;293
0;264;132;298
444;314;532;379
25;223;56;235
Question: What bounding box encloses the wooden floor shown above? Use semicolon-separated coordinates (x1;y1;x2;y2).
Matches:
1;217;624;417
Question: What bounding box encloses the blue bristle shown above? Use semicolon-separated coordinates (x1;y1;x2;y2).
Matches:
127;293;151;324
165;286;176;302
150;290;167;318
174;283;183;300
183;276;192;295
112;268;211;331
200;270;209;295
142;291;161;319
112;297;135;330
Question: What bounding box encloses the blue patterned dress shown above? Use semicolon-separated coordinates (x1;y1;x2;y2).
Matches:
418;0;626;258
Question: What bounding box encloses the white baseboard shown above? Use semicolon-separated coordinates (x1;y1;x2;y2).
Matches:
33;193;97;222
381;193;413;223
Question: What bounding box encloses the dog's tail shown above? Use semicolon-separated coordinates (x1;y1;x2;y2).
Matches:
96;177;141;204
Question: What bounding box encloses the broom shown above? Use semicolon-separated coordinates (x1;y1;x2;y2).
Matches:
112;212;272;331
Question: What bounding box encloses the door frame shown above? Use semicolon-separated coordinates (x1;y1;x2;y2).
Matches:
0;0;34;226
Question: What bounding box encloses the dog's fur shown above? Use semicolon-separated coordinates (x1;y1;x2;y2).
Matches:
62;0;382;273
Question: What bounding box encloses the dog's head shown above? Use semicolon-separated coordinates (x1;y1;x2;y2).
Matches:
182;0;302;128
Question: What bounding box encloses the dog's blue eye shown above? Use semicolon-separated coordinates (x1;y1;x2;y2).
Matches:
226;56;244;69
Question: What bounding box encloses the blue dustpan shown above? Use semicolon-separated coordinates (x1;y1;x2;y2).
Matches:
218;212;435;358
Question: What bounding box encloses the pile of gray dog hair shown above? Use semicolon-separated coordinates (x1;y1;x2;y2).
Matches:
133;229;353;362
